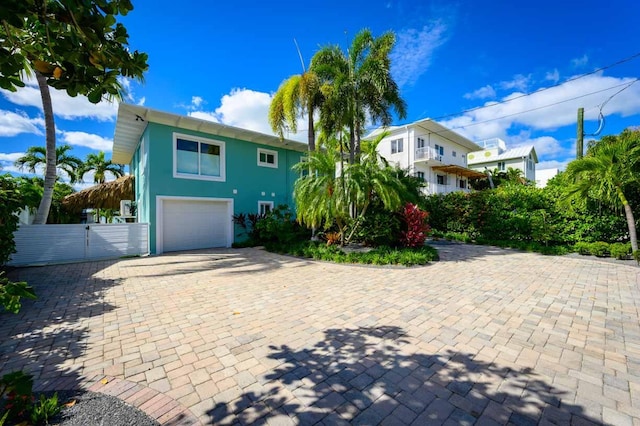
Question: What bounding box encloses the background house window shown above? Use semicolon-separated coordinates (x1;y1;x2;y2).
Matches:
434;144;444;160
452;151;457;157
528;155;533;170
415;171;425;180
258;148;278;168
175;135;224;181
436;174;446;185
258;201;274;215
391;138;404;154
497;161;506;171
417;137;425;149
459;179;466;189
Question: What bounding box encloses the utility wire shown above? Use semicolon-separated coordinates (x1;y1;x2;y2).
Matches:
422;51;640;122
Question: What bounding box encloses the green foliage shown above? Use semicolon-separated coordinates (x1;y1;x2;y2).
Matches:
589;241;610;257
0;0;149;100
0;174;23;265
633;250;640;265
14;145;82;183
0;272;36;314
0;371;34;423
253;205;309;244
30;393;61;425
610;242;632;260
574;241;592;255
78;151;123;183
0;372;60;425
266;241;438;266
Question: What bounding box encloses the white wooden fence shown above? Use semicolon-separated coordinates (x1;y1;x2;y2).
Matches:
8;223;149;266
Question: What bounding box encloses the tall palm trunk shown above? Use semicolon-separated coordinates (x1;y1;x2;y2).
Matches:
307;103;316;152
33;71;56;225
618;188;638;251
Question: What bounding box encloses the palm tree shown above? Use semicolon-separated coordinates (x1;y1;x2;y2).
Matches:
15;145;83;183
563;129;640;251
269;70;323;152
78;151;124;184
311;29;407;163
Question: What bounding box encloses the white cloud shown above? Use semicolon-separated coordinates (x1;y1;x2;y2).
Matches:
0;152;24;162
512;135;570;158
137;96;146;106
390;20;448;87
191;96;204;108
537;160;570;171
499;74;531;91
188;88;307;142
442;73;640;141
59;130;113;151
0;110;43;136
464;85;496;100
572;54;589;68
545;69;560;83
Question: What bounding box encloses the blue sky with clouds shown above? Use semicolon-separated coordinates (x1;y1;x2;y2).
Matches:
1;0;639;185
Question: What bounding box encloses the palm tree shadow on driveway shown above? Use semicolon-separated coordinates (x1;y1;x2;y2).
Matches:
206;326;601;425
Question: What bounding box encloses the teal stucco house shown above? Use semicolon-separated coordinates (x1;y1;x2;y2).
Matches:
112;103;307;254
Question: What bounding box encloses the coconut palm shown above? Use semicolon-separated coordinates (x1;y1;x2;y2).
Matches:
311;29;407;163
78;151;124;184
563;129;640;251
269;70;322;152
15;145;83;183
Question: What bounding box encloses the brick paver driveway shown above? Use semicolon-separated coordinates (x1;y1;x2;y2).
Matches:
2;244;640;425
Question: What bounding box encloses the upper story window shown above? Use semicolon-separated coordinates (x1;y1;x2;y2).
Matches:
452;151;457;157
258;148;278;168
528;155;533;170
391;138;404;154
497;161;506;171
416;137;425;149
174;133;225;182
434;144;444;159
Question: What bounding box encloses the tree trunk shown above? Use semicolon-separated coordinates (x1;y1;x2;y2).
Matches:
349;126;356;164
307;104;315;152
618;188;639;252
33;71;56;225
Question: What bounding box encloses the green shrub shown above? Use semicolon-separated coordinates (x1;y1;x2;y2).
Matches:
265;241;438;266
0;174;23;265
633;250;640;265
589;242;610;257
30;393;61;425
0;272;36;314
574;241;592;255
610;242;632;260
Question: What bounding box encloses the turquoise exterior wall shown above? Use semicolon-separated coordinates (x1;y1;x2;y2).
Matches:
134;122;304;253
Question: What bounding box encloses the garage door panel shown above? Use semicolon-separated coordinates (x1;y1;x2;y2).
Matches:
162;199;229;252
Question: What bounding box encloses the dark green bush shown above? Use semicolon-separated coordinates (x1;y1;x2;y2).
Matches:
610;242;631;260
574;241;592;255
589;242;610;257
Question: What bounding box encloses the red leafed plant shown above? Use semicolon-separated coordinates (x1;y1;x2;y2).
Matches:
400;203;431;248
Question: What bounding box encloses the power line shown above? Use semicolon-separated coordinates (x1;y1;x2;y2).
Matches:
421;51;640;123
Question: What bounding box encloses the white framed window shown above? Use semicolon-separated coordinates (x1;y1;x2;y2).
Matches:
173;133;225;182
258;148;278;168
528;155;533;170
459;179;467;189
415;171;425;180
437;174;446;185
434;144;444;160
497;161;506;171
417;137;425;149
258;201;274;215
452;151;457;157
391;138;404;154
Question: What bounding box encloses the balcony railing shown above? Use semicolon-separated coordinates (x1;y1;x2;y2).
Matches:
415;147;442;162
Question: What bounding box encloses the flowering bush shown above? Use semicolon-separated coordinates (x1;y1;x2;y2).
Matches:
400;203;430;248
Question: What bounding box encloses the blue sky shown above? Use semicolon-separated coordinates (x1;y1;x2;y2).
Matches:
1;0;639;185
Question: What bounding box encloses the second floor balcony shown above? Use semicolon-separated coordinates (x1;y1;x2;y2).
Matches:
415;147;442;163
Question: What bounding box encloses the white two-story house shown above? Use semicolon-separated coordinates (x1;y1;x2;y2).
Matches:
467;138;538;182
369;118;486;194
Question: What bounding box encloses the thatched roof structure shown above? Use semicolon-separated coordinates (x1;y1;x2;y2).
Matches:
63;175;134;213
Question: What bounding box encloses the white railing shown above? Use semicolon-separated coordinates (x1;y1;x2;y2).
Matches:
422;182;470;195
8;223;149;266
415;147;442;162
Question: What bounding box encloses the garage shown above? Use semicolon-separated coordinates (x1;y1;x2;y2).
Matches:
160;198;232;253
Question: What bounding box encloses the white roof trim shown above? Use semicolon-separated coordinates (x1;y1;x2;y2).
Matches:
112;103;308;164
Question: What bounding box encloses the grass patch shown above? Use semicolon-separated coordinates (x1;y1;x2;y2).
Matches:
264;241;439;266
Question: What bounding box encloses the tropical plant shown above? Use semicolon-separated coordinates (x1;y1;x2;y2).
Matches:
0;174;23;265
269;70;322;152
311;29;407;162
78;151;124;183
563;129;640;251
0;0;148;224
14;145;82;183
400;203;430;248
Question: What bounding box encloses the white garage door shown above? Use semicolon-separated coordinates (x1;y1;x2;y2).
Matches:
162;199;230;252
